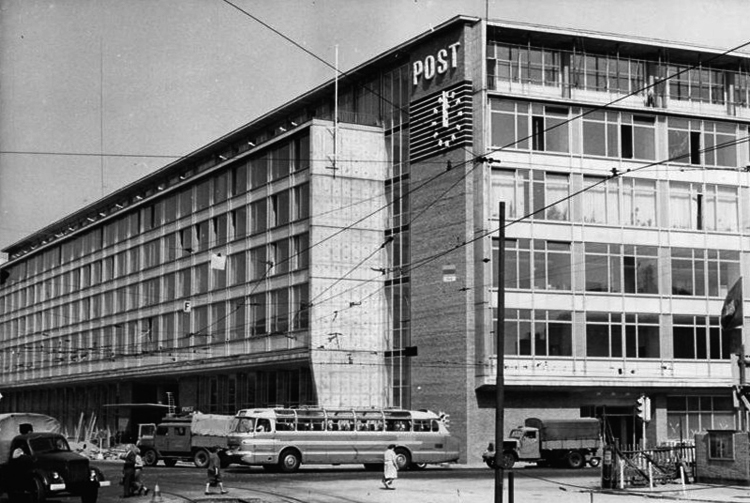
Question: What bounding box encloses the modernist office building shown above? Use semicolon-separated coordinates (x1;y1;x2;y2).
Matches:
2;15;750;457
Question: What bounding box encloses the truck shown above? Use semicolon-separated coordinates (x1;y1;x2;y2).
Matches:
0;413;110;503
137;412;235;468
482;417;602;469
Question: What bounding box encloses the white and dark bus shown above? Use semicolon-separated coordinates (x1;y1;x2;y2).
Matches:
226;407;460;472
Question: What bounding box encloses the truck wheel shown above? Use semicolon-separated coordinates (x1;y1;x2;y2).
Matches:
588;456;601;468
142;449;158;467
499;451;516;469
394;448;411;471
80;486;98;503
163;459;178;467
193;448;210;468
278;449;301;473
567;451;585;469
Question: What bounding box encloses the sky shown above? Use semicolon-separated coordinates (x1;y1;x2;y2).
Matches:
1;0;749;253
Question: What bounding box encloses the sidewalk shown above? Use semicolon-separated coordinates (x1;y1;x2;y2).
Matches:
144;476;750;503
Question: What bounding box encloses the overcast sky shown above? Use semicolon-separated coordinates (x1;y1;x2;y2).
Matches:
1;0;749;252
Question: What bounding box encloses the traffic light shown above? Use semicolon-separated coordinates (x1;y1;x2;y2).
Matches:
636;395;651;422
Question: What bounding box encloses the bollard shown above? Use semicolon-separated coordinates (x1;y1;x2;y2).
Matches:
508;471;514;503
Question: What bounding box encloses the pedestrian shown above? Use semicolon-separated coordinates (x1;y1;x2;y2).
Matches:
133;447;149;496
120;444;137;498
382;444;398;490
205;446;228;495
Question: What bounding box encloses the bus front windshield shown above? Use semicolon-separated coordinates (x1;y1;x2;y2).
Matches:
233;418;256;434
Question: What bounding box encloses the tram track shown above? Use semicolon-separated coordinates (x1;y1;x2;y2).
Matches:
158;484;375;503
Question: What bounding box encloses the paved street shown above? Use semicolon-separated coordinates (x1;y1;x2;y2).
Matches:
14;460;747;503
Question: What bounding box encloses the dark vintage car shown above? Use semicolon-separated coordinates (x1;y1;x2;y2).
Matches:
0;432;109;503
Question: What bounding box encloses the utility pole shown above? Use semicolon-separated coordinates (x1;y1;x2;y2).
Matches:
494;201;505;503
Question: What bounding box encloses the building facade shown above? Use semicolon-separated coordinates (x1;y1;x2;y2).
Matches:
1;16;750;459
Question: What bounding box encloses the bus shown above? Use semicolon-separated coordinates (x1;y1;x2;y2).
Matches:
225;407;460;472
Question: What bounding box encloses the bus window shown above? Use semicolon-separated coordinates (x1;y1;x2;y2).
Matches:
255;419;271;432
276;419;295;431
235;418;255;433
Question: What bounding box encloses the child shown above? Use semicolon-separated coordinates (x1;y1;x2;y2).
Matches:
205;446;228;495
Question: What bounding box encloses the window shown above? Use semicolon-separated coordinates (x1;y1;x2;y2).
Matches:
532;105;569;153
291;283;309;330
621;114;655;160
490;100;570;153
269;288;289;334
668;65;725;104
229;301;245;340
499;238;531;289
708;431;734;460
491;169;529;219
533;241;571;290
572;53;645;95
672;315;726;360
486;43;560;88
582;176;619;225
671;248;740;298
231;207;247;239
270;190;290;228
228;251;246;286
667;396;735;442
584;243;621;293
271;239;290;275
586;312;622;357
250;153;269;188
231;162;248;196
532;171;569;221
668;118;737;167
499;309;571;357
584;311;660;358
292;184;310;221
626;313;660;358
250;200;267;234
622;178;657;227
669;182;738;232
623;245;658;294
582;110;619;157
292;234;309;271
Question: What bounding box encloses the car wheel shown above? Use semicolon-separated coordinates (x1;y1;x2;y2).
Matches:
193;449;210;468
278;449;301;473
484;459;495;469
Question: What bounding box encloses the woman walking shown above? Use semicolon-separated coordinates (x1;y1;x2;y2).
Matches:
382;444;398;490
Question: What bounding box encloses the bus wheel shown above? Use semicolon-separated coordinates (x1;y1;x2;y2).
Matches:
394;448;411;471
279;449;301;473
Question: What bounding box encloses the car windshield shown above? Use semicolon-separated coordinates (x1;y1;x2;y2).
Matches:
29;436;70;454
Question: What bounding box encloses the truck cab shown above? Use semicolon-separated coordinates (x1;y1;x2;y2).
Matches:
508;427;540;460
